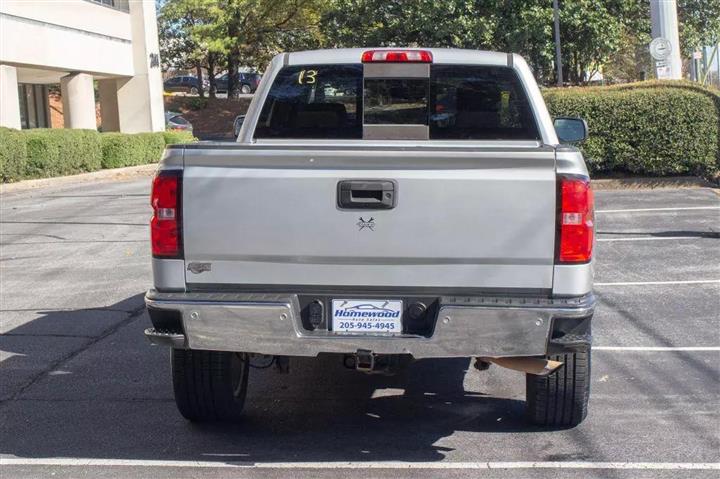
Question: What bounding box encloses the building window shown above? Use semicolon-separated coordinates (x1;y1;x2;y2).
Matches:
18;84;50;129
87;0;129;12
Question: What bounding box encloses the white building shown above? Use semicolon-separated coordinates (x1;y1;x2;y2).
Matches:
0;0;164;132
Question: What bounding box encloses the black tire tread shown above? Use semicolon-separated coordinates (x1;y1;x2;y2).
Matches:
171;349;248;422
526;347;590;428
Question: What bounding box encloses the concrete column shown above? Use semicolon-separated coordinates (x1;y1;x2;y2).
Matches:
98;79;120;132
60;73;96;129
650;0;683;79
0;65;21;129
116;0;164;132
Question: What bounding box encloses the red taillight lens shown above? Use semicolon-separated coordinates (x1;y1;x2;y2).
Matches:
558;177;594;263
151;171;182;258
361;50;433;63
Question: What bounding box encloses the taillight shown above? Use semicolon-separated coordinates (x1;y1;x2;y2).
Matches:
557;176;594;263
151;170;182;258
361;50;433;63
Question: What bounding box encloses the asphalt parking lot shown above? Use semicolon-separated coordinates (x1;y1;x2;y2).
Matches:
0;177;718;478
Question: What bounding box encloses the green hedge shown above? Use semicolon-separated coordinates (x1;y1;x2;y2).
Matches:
0;127;27;182
1;129;196;183
23;129;102;179
162;130;196;145
543;81;720;177
101;132;167;169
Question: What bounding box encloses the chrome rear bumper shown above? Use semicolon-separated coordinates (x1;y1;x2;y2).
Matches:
144;290;594;358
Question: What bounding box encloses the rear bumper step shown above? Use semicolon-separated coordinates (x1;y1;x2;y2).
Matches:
144;328;186;348
144;290;594;358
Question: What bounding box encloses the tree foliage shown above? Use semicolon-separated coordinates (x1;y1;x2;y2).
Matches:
196;0;325;96
159;0;324;96
678;0;720;55
320;0;495;49
319;0;645;84
158;0;216;96
158;0;720;87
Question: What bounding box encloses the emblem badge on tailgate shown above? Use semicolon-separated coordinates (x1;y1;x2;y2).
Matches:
187;262;212;274
357;217;375;231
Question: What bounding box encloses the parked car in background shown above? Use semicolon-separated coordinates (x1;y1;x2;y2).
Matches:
165;111;193;133
164;76;204;95
213;72;262;94
233;114;245;137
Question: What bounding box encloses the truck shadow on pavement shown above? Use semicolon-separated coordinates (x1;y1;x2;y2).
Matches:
0;293;545;464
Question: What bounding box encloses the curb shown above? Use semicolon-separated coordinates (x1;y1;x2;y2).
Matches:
0;164;158;194
592;176;717;190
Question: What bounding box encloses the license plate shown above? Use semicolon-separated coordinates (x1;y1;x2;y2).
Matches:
331;299;403;334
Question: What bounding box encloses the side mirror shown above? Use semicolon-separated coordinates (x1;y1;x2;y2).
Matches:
554;117;588;144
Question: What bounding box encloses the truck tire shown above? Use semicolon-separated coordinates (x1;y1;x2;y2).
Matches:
171;349;249;422
526;347;590;428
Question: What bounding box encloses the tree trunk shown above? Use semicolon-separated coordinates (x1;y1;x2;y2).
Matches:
195;64;205;98
227;51;240;99
226;9;242;99
207;53;217;99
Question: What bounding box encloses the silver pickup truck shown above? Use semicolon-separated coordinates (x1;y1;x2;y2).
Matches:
145;48;595;428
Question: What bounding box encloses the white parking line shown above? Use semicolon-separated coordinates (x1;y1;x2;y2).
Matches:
597;236;707;242
595;280;720;286
1;458;718;470
596;206;720;213
594;346;720;352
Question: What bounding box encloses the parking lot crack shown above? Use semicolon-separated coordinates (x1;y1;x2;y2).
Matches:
0;303;147;408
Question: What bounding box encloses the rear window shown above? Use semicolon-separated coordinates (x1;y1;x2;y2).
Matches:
254;64;538;140
429;66;539;140
254;65;363;139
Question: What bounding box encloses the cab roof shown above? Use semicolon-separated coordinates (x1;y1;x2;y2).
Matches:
285;48;512;67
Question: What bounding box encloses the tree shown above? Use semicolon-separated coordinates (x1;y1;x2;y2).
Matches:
494;0;629;85
600;1;652;82
320;0;495;50
158;0;217;97
493;1;555;83
157;0;720;90
601;0;720;81
196;0;326;98
319;0;631;85
677;0;720;55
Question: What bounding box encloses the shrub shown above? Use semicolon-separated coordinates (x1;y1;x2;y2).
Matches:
0;127;28;182
187;97;208;110
63;129;103;172
162;130;196;145
100;131;184;169
100;133;146;169
138;132;168;163
1;129;196;183
23;129;102;178
543;81;720;177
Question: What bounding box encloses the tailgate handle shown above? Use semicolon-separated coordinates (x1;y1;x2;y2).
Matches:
337;180;396;210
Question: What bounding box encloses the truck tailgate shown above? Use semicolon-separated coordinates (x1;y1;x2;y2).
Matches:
182;145;556;290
